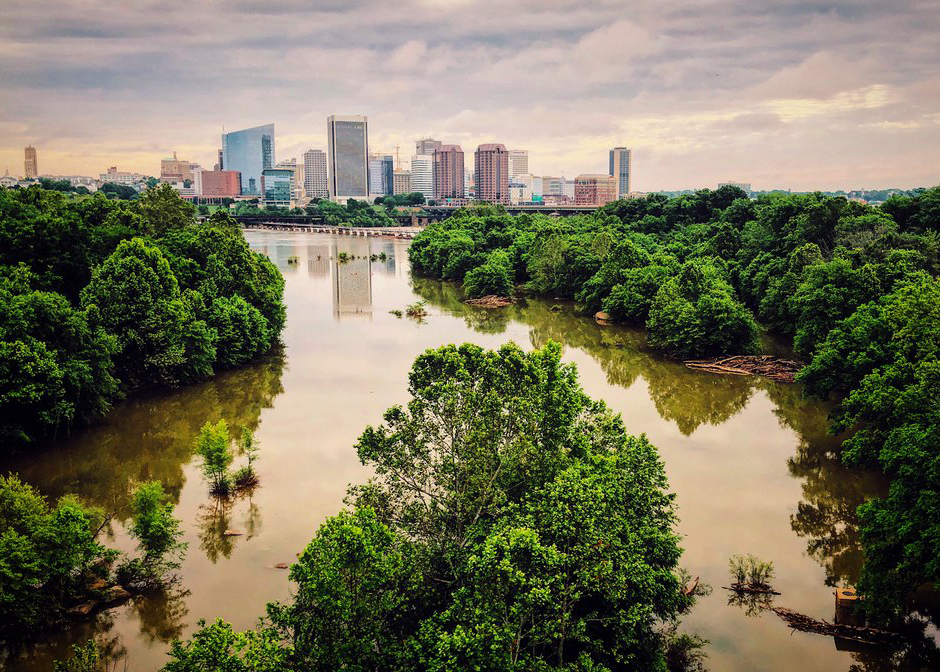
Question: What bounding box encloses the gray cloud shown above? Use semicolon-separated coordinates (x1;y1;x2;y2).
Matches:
0;0;937;189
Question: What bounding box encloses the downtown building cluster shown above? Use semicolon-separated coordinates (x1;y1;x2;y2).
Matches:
4;119;635;208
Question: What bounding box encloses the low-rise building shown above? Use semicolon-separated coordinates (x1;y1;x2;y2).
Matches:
99;166;146;187
201;170;242;198
574;174;617;206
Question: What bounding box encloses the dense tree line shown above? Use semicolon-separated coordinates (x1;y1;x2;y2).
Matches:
161;342;700;670
409;186;940;620
0;184;285;450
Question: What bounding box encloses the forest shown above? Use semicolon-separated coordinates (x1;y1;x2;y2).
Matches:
408;185;940;620
0;184;286;450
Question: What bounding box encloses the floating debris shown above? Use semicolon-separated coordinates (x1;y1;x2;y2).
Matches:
683;355;804;383
772;607;903;645
466;295;515;308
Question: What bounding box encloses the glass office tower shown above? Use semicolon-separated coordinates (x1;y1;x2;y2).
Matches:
261;168;294;208
222;123;275;196
327;115;369;201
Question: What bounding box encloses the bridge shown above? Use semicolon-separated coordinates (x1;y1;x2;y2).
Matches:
241;221;424;239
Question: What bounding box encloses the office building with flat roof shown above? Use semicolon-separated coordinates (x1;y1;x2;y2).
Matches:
327;115;369;202
609;147;632;199
508;149;528;178
575;174;617;206
410;154;433;199
393;170;412;195
369;153;394;196
474;143;509;204
24;146;38;179
433;145;465;200
222;124;275;196
303;149;329;199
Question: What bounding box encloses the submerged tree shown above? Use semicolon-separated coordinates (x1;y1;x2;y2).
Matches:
194;420;234;495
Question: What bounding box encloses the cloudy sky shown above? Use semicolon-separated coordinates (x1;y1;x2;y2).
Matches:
1;0;938;191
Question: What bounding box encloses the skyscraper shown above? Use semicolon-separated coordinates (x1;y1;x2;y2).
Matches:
474;144;509;204
609;147;632;199
222;124;275;196
508;149;528;178
24;146;38;179
303;149;329;199
410;154;434;200
433;145;465;200
261;167;294;208
368;153;394;196
415;138;442;157
327;115;369;202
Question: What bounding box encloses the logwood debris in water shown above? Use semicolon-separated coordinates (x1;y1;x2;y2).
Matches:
683;355;804;383
465;295;515;308
772;607;903;645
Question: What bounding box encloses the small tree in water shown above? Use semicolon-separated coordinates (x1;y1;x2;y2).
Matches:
233;428;260;489
195;420;234;494
117;481;187;590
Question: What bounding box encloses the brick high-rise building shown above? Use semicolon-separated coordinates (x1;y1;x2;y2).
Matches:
474;144;509;204
433;145;465;200
24;146;38;179
574;174;617;206
200;170;242;198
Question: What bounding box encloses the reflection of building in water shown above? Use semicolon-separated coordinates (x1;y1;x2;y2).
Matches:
372;242;397;276
275;243;301;269
307;245;331;278
332;242;372;317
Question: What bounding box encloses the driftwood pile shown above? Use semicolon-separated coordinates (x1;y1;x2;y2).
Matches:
772;608;903;645
683;355;804;383
465;295;515;308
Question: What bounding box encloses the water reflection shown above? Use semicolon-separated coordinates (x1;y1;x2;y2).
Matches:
0;352;285;517
196;490;263;563
412;278;757;436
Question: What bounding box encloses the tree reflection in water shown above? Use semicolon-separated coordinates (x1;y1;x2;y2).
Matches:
132;584;191;645
0;351;286;517
197;488;263;564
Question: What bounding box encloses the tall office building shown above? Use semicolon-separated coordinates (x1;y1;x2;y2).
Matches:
410;154;434;199
474;143;509;204
433;145;465;200
393;170;412;195
508;149;528;179
368;153;394;196
415;138;442;157
609;147;632;199
327;115;369;201
24;146;38;179
222;124;275;196
303;149;329;199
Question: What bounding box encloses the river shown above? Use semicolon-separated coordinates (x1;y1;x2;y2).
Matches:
1;229;933;671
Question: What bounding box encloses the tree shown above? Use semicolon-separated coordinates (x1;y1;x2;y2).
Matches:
163;619;293;672
0;475;113;639
80;238;215;387
135;184;195;237
462;249;514;298
646;261;760;358
194;420;234;494
0;272;118;447
116;481;186;590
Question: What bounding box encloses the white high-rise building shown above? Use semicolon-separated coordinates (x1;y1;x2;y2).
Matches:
303;149;328;199
410;154;434;200
508;149;528;179
609;147;632;199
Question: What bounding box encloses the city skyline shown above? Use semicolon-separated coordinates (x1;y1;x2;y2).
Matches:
1;1;938;191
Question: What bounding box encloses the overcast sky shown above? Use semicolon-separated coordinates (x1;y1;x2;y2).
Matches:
0;0;938;191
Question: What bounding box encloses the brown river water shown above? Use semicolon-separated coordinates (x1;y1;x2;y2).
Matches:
1;229;936;671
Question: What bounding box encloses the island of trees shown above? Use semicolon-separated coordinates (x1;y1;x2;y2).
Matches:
0;183;286;449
